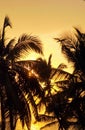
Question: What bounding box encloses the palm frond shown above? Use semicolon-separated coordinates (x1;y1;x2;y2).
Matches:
16;34;43;54
50;68;72;81
74;28;85;53
5;39;15;55
8;106;18;130
54;37;66;43
74;27;82;38
4;72;31;130
13;62;43;96
48;54;52;66
55;80;70;89
17;34;30;42
27;90;39;121
40;121;58;130
26;57;51;81
37;114;56;122
13;64;40;122
57;63;67;70
3;16;12;28
62;45;76;62
7;34;43;61
54;33;79;63
13;63;29;79
14;60;37;69
19;99;31;130
1;16;12;50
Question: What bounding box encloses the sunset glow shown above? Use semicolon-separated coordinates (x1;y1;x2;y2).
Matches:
0;0;85;68
0;0;85;130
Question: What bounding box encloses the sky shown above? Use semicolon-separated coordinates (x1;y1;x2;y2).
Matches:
0;0;85;130
0;0;85;70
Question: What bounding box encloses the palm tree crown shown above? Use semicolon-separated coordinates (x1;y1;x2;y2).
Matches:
0;16;43;130
52;28;85;130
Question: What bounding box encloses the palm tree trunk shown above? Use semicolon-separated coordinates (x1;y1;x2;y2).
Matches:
1;23;5;51
1;89;5;130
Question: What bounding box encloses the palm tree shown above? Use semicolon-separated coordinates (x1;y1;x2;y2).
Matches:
27;55;72;93
54;28;85;78
0;16;43;130
24;55;76;129
51;28;85;130
45;76;85;130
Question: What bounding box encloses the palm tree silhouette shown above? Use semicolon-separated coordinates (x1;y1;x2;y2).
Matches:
39;28;85;130
0;16;43;130
51;28;85;130
25;54;76;129
27;55;71;98
55;28;85;77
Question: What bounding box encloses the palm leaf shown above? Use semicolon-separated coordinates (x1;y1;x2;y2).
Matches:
13;63;41;122
62;45;76;62
55;80;70;89
27;90;39;121
28;56;52;81
48;54;52;66
40;121;58;130
8;106;18;130
3;16;12;28
17;34;43;54
1;16;12;50
54;33;78;63
37;114;56;122
74;27;85;41
50;68;72;81
54;37;66;43
5;39;15;55
4;72;31;130
7;34;43;61
13;63;30;80
15;59;37;68
57;63;67;70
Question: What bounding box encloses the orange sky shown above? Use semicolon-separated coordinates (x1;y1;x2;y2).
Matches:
0;0;85;129
0;0;85;69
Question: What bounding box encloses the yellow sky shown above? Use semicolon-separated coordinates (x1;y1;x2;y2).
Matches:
0;0;85;69
0;1;85;129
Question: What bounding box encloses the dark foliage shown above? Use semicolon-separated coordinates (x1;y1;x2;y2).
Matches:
50;28;85;130
0;16;43;130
